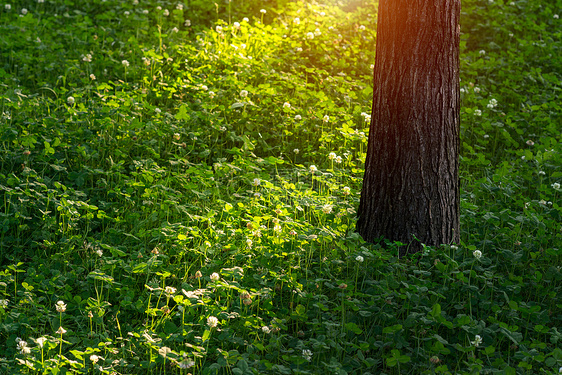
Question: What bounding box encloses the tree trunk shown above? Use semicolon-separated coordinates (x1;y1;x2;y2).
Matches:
357;0;461;255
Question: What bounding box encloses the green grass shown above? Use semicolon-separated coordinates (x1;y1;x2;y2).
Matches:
1;0;561;374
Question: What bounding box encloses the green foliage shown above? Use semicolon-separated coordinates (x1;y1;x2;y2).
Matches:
0;0;561;374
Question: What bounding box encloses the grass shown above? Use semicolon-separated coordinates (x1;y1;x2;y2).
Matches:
0;0;561;373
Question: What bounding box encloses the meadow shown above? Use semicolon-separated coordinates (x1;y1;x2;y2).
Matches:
0;0;561;373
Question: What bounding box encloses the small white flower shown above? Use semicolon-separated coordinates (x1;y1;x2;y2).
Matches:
35;337;47;348
323;115;330;122
90;74;96;80
165;286;177;295
56;300;67;313
359;25;365;31
252;178;261;186
356;255;364;262
124;10;130;16
171;27;179;33
479;50;486;56
306;32;314;40
296;47;303;52
0;299;8;308
294;114;302;120
552;182;560;190
207;316;219;328
216;25;223;33
328;152;336;160
471;334;483;347
210;272;220;281
487;98;498;108
155;108;161;114
261;326;270;334
163;9;169;16
335;156;342;164
302;349;313;361
309;165;317;173
209;91;216;99
552;14;559;19
176;4;183;10
122;60;130;67
474;87;481;93
184;19;191;26
17;340;30;355
293;148;300;154
95;249;103;257
474;109;482;116
21;8;27;14
5;4;11;10
293;17;300;25
260;9;266;14
56;326;67;335
233;21;240;29
314;28;321;36
343;186;351;195
246;238;252;248
321;204;333;214
67;96;75;105
179;359;195;369
90;355;100;363
173;133;181;141
473;250;482;259
283;102;291;109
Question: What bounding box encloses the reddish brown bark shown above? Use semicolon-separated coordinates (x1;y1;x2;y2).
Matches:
357;0;461;255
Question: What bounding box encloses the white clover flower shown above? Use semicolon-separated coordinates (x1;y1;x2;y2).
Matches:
479;50;486;55
163;9;169;16
252;178;260;186
293;148;300;154
124;10;130;16
487;98;498;108
471;334;483;347
35;337;47;348
260;9;266;14
474;87;481;93
343;186;351;195
314;28;321;36
209;91;216;99
526;140;534;146
17;340;30;355
207;316;219;328
359;25;366;31
296;47;303;52
216;25;223;33
176;4;183;10
309;165;317;173
302;349;313;361
554;14;559;19
67;96;75;105
293;17;300;25
294;114;302;120
90;355;100;364
261;326;270;334
243;17;249;22
155;108;161;114
21;8;27;14
156;6;162;10
56;300;67;312
201;85;208;91
356;255;364;262
210;272;220;281
233;21;240;29
321;204;333;214
274;224;282;233
171;27;179;33
122;60;130;67
473;250;482;259
335;156;342;164
165;286;177;295
90;74;96;80
323;115;330;122
0;299;8;308
184;19;191;26
328;152;337;160
95;249;103;257
474;109;482;116
552;182;560;190
306;32;314;40
173;133;181;141
283;102;291;109
246;238;252;248
56;326;67;335
179;359;195;369
5;4;11;10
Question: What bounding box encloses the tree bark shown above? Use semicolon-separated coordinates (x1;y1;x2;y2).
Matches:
357;0;461;255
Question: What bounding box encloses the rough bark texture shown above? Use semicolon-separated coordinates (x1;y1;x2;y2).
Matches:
357;0;461;255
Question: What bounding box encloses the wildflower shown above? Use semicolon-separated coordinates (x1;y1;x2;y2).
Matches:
294;114;302;120
473;250;482;259
471;334;483;347
328;152;336;160
240;89;248;97
429;356;441;364
216;25;223;33
526;140;534;146
56;326;67;335
554;14;559;19
17;340;30;355
479;50;486;55
90;74;96;80
323;115;330;122
207;316;219;328
296;47;303;52
5;4;11;10
67;96;75;105
274;224;282;233
321;204;333;214
314;28;321;36
306;32;314;40
165;286;177;295
261;326;270;334
487;98;498;108
21;8;27;15
210;272;220;281
90;355;100;363
163;9;169;16
82;53;92;62
254;192;261;198
294;148;300;154
309;165;317;173
233;21;240;29
56;301;67;312
171;27;179;33
283;102;291;109
338;283;347;289
302;349;313;361
474;87;481;93
260;9;266;14
209;91;216;99
294;17;300;25
246;238;252;248
0;299;8;307
95;249;103;257
359;25;366;31
124;11;130;16
356;255;364;262
194;270;202;278
173;133;181;141
474;109;482;116
179;359;195;369
243;17;249;22
335;156;342;164
176;4;183;10
35;337;47;348
122;60;130;67
252;178;261;187
552;182;560;190
343;186;351;195
184;19;191;26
